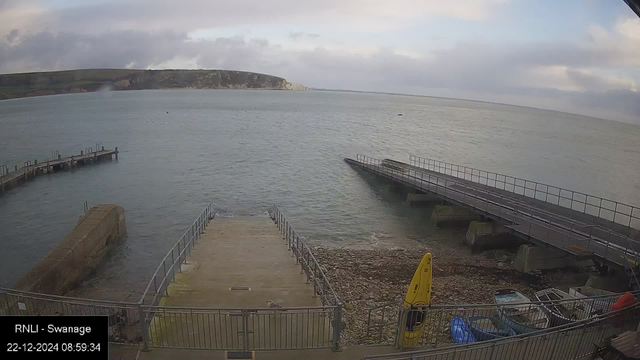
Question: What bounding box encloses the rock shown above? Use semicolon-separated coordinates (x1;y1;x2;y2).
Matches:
311;246;578;347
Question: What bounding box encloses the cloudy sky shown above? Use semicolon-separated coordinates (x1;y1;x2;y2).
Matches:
1;0;639;122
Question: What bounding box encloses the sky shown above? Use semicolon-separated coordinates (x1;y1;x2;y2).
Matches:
0;0;639;123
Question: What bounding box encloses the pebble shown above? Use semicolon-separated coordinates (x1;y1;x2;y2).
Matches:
313;246;585;346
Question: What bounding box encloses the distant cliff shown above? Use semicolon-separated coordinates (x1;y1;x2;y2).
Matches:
0;69;308;100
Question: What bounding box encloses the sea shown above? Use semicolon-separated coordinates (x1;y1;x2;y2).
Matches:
1;89;639;290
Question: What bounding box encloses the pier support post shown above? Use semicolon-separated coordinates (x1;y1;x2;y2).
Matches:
384;183;404;193
431;205;481;226
405;193;440;207
513;244;592;273
115;147;118;161
465;221;519;252
585;274;628;292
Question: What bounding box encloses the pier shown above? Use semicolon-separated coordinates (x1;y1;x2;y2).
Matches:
0;144;118;194
138;205;342;354
346;155;640;273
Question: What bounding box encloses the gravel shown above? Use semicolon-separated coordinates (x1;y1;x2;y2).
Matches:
313;246;588;346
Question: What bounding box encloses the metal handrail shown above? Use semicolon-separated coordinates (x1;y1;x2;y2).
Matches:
409;154;640;232
405;154;640;287
0;286;139;306
139;204;213;305
365;289;640;345
271;204;341;307
354;154;640;269
271;204;342;351
365;302;640;360
144;304;338;310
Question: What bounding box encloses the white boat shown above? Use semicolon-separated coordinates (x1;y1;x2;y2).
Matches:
495;289;549;334
569;286;615;315
534;288;592;326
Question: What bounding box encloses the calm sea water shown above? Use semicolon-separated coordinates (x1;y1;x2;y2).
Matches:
1;89;639;290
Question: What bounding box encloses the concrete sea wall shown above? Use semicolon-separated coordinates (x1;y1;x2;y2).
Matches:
13;204;126;295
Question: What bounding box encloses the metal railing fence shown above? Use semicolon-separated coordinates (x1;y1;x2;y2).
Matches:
0;287;143;344
144;305;336;350
364;302;640;360
1;204;343;352
139;204;213;306
271;204;342;351
271;204;341;308
367;291;634;348
354;155;640;270
409;155;640;232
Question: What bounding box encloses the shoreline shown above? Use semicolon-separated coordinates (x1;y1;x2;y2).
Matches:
313;246;591;346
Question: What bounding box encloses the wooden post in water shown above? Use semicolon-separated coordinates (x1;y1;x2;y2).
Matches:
115;147;118;161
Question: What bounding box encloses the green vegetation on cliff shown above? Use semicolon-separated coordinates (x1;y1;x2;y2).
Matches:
0;69;307;100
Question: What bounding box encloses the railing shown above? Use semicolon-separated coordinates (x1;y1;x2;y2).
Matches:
364;302;640;360
367;301;401;345
367;291;634;349
144;305;336;350
354;155;640;269
0;287;338;351
271;204;342;351
139;204;213;306
1;204;342;353
409;155;640;232
0;287;142;345
271;204;341;308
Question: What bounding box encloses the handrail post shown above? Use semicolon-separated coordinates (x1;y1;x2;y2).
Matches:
139;304;150;351
177;242;182;272
332;305;342;351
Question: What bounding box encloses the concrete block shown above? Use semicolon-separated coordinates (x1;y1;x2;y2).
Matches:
13;204;126;295
585;275;628;293
513;244;593;273
431;205;481;226
465;221;517;252
384;184;406;193
405;193;440;207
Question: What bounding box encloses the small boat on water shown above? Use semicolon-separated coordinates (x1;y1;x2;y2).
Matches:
534;288;591;326
569;287;615;315
467;316;516;341
495;289;549;334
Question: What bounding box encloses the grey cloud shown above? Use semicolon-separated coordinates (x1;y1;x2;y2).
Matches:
571;89;640;117
288;32;320;40
289;32;303;40
0;29;638;122
5;29;18;42
34;0;343;33
0;30;194;71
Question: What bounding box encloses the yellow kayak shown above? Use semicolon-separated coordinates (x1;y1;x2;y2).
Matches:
403;252;432;346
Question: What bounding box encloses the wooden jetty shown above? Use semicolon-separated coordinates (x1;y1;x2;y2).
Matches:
0;145;118;194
